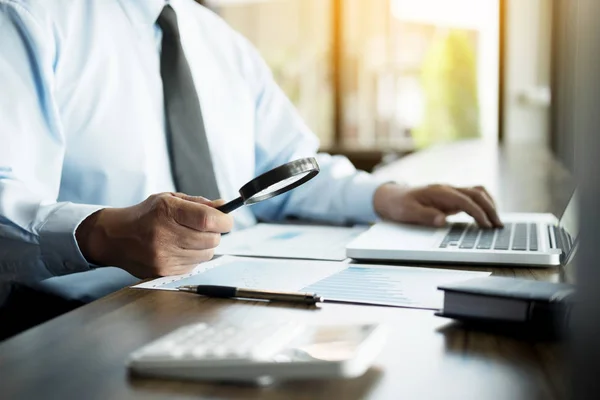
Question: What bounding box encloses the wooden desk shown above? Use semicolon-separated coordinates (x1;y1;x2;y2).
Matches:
0;140;572;400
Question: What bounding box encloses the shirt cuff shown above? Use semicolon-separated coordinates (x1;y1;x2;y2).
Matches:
343;172;389;224
39;203;105;276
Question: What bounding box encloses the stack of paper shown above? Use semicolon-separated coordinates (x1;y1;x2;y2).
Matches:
134;255;490;310
215;223;367;261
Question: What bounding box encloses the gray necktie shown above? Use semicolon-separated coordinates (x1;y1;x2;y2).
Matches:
157;5;220;199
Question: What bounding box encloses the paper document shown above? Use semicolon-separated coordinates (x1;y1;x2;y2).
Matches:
215;223;368;261
133;256;348;292
133;256;490;310
302;265;489;309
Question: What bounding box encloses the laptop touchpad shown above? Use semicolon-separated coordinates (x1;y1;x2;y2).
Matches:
358;222;440;250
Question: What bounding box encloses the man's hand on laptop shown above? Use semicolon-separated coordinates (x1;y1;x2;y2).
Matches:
75;192;233;278
373;183;503;228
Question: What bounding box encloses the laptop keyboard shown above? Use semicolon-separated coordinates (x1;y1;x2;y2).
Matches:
439;223;539;251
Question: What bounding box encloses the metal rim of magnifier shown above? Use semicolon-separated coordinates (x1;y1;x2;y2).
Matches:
241;157;320;205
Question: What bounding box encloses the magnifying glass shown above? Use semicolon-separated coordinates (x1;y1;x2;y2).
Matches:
216;157;320;214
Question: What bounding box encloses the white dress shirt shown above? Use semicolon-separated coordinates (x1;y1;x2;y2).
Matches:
0;0;384;302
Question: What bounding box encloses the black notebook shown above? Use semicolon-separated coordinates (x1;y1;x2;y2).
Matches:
437;276;574;337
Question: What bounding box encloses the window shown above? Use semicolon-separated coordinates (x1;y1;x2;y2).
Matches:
205;0;334;147
205;0;499;154
342;0;499;150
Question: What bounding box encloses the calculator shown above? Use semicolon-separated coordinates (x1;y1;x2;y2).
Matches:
128;320;386;382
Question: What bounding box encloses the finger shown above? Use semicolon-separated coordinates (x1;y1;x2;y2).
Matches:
155;252;214;276
473;186;496;206
169;192;225;208
153;245;216;268
402;204;447;227
476;187;503;227
443;188;493;228
177;248;216;264
211;199;226;208
169;192;212;204
477;187;503;227
457;187;503;227
170;197;234;233
170;224;222;251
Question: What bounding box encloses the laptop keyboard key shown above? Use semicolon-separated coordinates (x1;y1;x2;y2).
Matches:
440;223;468;248
529;223;538;251
459;226;479;249
476;229;495;249
511;223;528;250
493;223;512;250
553;225;565;253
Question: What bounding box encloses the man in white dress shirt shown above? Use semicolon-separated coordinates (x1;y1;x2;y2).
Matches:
0;0;501;334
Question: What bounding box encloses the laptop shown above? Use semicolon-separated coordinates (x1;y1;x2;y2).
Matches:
346;192;578;267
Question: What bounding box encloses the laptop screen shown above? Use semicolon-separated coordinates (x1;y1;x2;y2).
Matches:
559;191;579;264
559;191;579;240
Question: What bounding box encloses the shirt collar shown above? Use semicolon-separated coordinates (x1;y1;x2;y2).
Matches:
117;0;168;26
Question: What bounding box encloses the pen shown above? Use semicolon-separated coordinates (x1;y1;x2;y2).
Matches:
176;285;323;305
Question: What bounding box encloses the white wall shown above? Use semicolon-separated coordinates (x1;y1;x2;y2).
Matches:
503;0;553;145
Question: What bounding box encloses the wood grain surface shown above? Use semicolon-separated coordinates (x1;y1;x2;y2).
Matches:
0;140;573;400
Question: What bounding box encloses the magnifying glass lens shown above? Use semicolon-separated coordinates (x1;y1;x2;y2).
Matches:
216;157;320;214
247;171;312;204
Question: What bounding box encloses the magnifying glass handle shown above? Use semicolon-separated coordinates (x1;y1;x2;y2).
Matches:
216;197;244;214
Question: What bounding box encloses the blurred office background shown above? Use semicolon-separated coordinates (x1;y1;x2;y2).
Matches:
199;0;569;172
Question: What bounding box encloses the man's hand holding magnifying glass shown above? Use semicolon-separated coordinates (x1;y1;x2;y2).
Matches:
75;158;319;279
76;193;233;279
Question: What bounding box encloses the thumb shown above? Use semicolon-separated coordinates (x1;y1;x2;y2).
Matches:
169;192;222;207
209;199;226;208
410;206;447;227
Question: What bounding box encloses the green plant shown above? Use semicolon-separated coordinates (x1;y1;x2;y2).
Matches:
412;29;480;148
